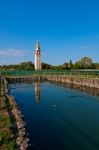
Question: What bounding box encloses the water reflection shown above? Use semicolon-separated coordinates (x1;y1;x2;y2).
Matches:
10;80;99;150
34;80;99;106
34;80;99;105
49;81;99;97
34;81;41;104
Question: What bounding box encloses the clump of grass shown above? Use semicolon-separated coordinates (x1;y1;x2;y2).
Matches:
0;79;17;149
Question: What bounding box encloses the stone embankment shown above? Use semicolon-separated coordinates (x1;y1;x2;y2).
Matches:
7;95;30;150
4;78;30;150
46;76;99;89
6;75;99;89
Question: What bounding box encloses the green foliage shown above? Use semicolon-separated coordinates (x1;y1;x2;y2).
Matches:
69;60;73;69
42;63;52;69
5;140;16;150
1;61;34;70
20;61;34;70
0;131;16;150
0;116;11;128
74;57;93;69
93;63;99;69
0;81;17;149
0;57;99;71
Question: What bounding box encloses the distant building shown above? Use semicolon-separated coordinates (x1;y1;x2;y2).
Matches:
34;41;41;70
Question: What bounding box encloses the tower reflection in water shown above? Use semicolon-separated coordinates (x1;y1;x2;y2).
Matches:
34;81;41;104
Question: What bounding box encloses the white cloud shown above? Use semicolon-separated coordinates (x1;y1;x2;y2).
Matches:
0;49;30;56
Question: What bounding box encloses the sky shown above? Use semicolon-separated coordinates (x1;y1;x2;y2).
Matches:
0;0;99;65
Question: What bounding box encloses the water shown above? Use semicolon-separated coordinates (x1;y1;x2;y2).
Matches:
9;81;99;150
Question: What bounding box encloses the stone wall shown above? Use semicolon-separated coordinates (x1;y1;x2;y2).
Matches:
47;76;99;89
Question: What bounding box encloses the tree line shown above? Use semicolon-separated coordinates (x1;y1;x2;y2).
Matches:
0;57;99;70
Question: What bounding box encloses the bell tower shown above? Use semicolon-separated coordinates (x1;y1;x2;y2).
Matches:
34;41;41;70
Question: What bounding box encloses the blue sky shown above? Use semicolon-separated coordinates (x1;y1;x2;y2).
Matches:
0;0;99;65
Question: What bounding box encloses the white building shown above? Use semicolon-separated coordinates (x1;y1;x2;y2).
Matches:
34;41;41;70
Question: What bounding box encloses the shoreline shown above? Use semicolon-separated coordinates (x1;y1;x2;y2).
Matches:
46;75;99;89
6;75;99;89
49;80;99;97
4;78;30;150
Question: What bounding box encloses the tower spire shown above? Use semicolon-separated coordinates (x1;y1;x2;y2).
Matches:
35;41;40;50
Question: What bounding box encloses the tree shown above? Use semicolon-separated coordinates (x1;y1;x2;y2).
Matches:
41;63;52;69
20;61;34;70
93;63;99;69
75;57;93;69
69;60;73;69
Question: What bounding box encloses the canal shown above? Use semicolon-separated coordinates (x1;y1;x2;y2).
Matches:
9;81;99;150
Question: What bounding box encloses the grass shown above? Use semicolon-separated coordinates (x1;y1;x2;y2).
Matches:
0;78;17;150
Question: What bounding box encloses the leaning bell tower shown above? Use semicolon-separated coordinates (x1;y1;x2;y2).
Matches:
34;41;41;70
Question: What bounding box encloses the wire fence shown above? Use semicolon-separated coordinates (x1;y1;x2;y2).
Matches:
1;70;99;78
